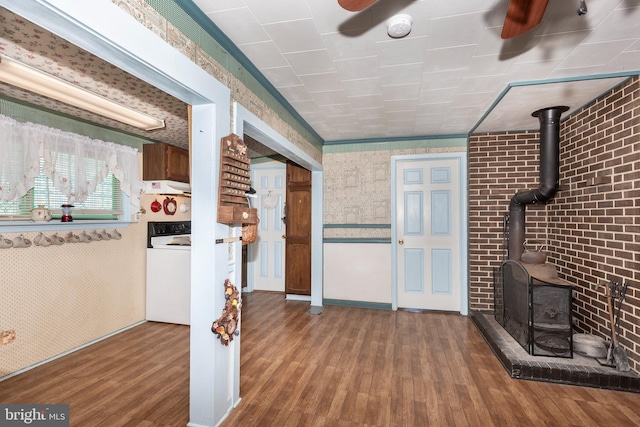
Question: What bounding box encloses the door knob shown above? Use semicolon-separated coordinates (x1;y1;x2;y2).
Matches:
282;234;286;239
398;239;404;245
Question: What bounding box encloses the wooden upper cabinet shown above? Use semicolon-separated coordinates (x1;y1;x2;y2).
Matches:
143;142;190;183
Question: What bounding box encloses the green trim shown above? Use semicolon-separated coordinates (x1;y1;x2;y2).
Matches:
324;224;391;229
323;299;392;310
323;137;467;154
149;0;323;149
324;238;391;244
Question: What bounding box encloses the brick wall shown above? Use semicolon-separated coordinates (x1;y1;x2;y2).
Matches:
469;76;639;372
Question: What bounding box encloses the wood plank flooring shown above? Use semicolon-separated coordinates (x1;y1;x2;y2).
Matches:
2;291;640;426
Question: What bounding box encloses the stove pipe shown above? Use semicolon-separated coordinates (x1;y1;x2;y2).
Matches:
508;106;569;261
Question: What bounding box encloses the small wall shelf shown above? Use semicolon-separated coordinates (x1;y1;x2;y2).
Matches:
217;134;257;225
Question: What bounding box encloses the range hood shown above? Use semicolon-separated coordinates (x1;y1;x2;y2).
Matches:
143;180;191;195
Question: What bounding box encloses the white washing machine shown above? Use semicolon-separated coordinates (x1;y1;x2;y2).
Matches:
146;221;191;325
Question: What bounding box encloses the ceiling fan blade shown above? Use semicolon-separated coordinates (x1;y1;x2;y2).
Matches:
501;0;549;39
338;0;378;12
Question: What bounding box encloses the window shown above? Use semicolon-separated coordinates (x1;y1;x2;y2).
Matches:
0;160;122;220
0;114;142;223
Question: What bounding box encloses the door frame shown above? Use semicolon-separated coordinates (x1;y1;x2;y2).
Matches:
391;152;468;315
233;103;323;308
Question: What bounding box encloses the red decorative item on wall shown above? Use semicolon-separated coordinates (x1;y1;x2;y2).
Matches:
150;199;162;213
163;197;177;215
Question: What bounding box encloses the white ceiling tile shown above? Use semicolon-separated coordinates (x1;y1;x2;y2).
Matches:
305;0;373;34
418;88;455;105
425;13;488;50
547;65;607;79
381;83;420;100
206;8;270;45
429;0;497;18
474;26;532;57
277;85;313;102
585;7;640;43
260;66;303;87
284;49;336;74
352;106;385;119
557;39;637;70
416;103;451;116
375;36;428;67
322;104;355;116
300;72;343;92
421;69;466;90
243;0;312;24
342;77;383;97
311;89;350;106
322;32;378;60
507;59;563;82
379;63;423;86
324;113;358;125
465;53;515;78
334;56;380;80
459;75;509;94
348;94;385;108
263;19;325;54
385;101;417;114
194;0;247;13
423;45;477;73
512;30;592;64
606;49;640;73
238;41;288;69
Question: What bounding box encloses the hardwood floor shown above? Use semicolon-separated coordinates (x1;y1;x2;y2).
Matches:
2;291;640;426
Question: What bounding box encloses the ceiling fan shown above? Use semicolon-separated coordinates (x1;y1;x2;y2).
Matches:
501;0;588;39
500;0;549;39
338;0;377;12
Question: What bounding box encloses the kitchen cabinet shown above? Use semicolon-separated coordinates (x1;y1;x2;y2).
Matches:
143;142;189;183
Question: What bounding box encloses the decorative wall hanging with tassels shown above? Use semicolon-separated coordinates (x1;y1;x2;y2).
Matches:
211;279;241;346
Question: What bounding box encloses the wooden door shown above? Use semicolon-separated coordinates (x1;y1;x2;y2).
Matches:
285;161;312;295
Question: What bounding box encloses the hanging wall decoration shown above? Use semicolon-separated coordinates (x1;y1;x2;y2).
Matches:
211;278;241;346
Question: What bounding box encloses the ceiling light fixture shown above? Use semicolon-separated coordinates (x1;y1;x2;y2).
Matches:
0;55;165;131
387;14;412;39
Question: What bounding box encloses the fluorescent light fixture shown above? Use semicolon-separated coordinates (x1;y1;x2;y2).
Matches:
0;55;165;131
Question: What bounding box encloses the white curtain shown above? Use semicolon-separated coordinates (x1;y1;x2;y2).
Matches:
0;114;142;208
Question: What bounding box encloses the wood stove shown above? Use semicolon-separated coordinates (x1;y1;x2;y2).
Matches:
495;260;573;357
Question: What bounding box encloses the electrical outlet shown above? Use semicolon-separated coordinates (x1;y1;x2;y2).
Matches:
1;330;16;346
572;318;578;326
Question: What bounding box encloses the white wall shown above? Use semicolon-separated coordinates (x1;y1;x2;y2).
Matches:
323;243;392;304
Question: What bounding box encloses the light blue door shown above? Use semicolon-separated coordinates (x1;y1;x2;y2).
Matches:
395;156;462;311
247;163;286;292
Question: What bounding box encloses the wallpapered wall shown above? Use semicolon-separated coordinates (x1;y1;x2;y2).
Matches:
322;141;467;239
0;223;147;377
468;76;640;373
